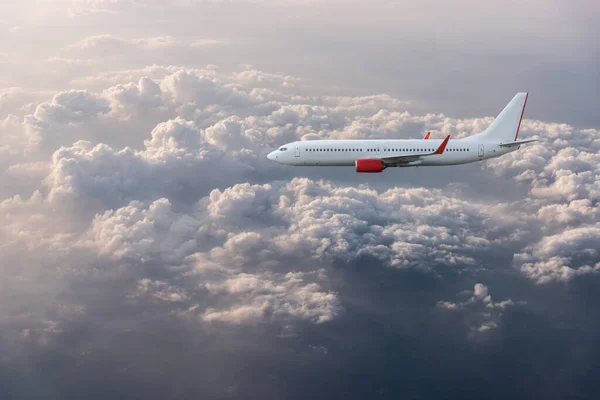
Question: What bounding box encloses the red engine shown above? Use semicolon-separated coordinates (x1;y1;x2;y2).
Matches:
355;159;385;173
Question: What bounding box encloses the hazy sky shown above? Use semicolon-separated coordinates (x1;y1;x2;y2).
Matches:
1;1;600;399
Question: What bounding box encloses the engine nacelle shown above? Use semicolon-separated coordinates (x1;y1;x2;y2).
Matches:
355;159;385;173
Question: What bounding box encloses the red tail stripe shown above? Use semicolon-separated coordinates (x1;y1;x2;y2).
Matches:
514;93;529;141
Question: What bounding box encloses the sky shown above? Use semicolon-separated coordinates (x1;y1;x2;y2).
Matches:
1;1;600;399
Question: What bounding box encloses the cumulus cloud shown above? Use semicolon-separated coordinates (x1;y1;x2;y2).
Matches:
0;87;52;118
2;1;600;394
515;226;600;284
2;66;598;288
437;283;523;335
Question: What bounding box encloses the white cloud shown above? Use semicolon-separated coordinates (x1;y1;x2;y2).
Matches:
68;34;179;52
1;67;598;297
131;278;190;302
437;283;522;335
515;226;600;284
2;0;600;396
201;271;339;324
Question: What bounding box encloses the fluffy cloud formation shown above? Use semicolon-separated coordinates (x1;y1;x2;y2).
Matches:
2;66;599;285
2;0;600;396
437;283;523;335
2;36;600;400
516;226;600;284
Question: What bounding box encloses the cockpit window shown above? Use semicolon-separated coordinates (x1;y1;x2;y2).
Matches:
279;147;288;151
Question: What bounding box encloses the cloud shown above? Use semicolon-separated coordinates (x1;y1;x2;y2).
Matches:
1;88;52;118
2;68;598;288
62;34;228;72
2;2;600;394
69;34;179;52
437;283;523;335
201;271;339;324
515;226;600;284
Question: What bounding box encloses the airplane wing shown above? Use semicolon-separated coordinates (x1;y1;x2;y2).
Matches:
424;131;431;139
498;138;538;147
380;135;450;165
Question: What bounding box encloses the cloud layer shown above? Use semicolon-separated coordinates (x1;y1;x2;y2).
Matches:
2;1;600;398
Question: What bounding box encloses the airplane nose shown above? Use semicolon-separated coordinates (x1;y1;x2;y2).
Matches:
267;151;276;161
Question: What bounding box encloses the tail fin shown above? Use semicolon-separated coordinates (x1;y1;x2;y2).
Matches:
478;92;528;142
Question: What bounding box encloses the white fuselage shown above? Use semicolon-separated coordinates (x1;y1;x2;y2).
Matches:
267;138;519;167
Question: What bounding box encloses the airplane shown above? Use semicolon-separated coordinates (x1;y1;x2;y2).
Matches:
266;92;537;172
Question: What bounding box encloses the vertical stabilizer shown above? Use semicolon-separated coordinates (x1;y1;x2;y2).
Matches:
478;92;528;142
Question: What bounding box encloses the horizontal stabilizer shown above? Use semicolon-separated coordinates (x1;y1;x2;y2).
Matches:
499;138;538;147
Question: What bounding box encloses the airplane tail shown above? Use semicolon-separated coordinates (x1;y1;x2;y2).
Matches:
476;92;528;143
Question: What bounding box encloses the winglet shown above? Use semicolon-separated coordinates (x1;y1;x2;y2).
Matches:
424;131;431;139
433;135;450;154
